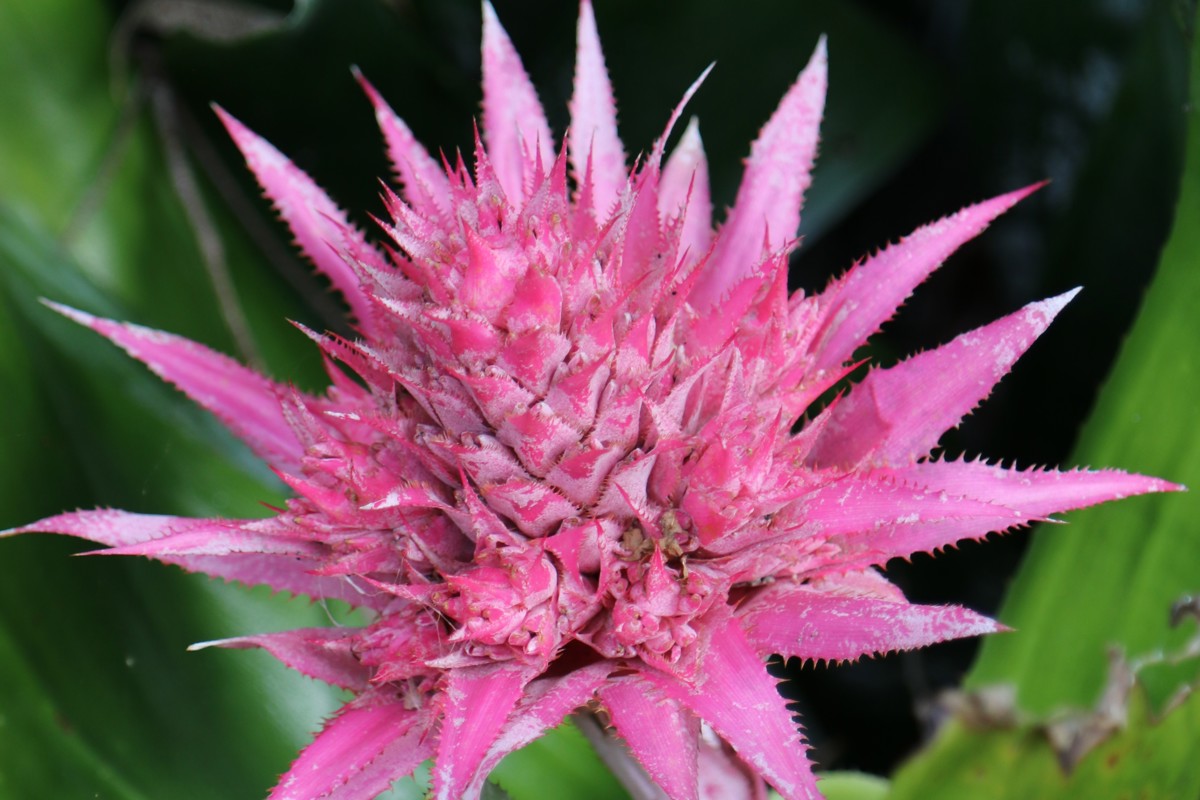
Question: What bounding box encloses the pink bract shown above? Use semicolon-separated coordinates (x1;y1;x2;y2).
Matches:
4;3;1180;799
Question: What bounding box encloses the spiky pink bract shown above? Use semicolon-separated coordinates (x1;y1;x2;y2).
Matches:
4;3;1180;799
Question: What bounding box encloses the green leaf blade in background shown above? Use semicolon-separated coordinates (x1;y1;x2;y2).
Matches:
0;0;346;796
965;0;1200;712
815;772;890;800
888;2;1200;797
0;0;115;232
889;685;1200;800
0;208;350;797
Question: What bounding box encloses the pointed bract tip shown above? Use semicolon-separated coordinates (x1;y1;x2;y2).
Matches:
813;33;829;59
798;35;828;88
352;66;382;103
187;638;230;652
651;62;716;167
210;107;271;161
352;66;387;107
1118;476;1186;495
1041;285;1083;316
994;180;1047;210
40;299;98;328
211;104;248;140
481;0;501;34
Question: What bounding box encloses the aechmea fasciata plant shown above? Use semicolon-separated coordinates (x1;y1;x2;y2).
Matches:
3;2;1180;799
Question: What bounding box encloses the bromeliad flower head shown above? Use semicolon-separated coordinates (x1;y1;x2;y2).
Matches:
5;3;1180;799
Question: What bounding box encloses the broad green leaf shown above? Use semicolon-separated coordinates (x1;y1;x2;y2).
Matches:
889;651;1200;800
887;2;1200;796
0;201;350;799
0;0;326;382
0;0;113;231
965;0;1200;713
814;772;890;800
481;782;515;800
0;0;339;796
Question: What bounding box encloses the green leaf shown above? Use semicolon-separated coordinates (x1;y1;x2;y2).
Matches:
892;691;1200;800
0;0;114;231
0;207;354;797
965;0;1200;713
889;647;1200;800
888;1;1200;796
481;781;516;800
814;772;890;800
0;0;342;796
